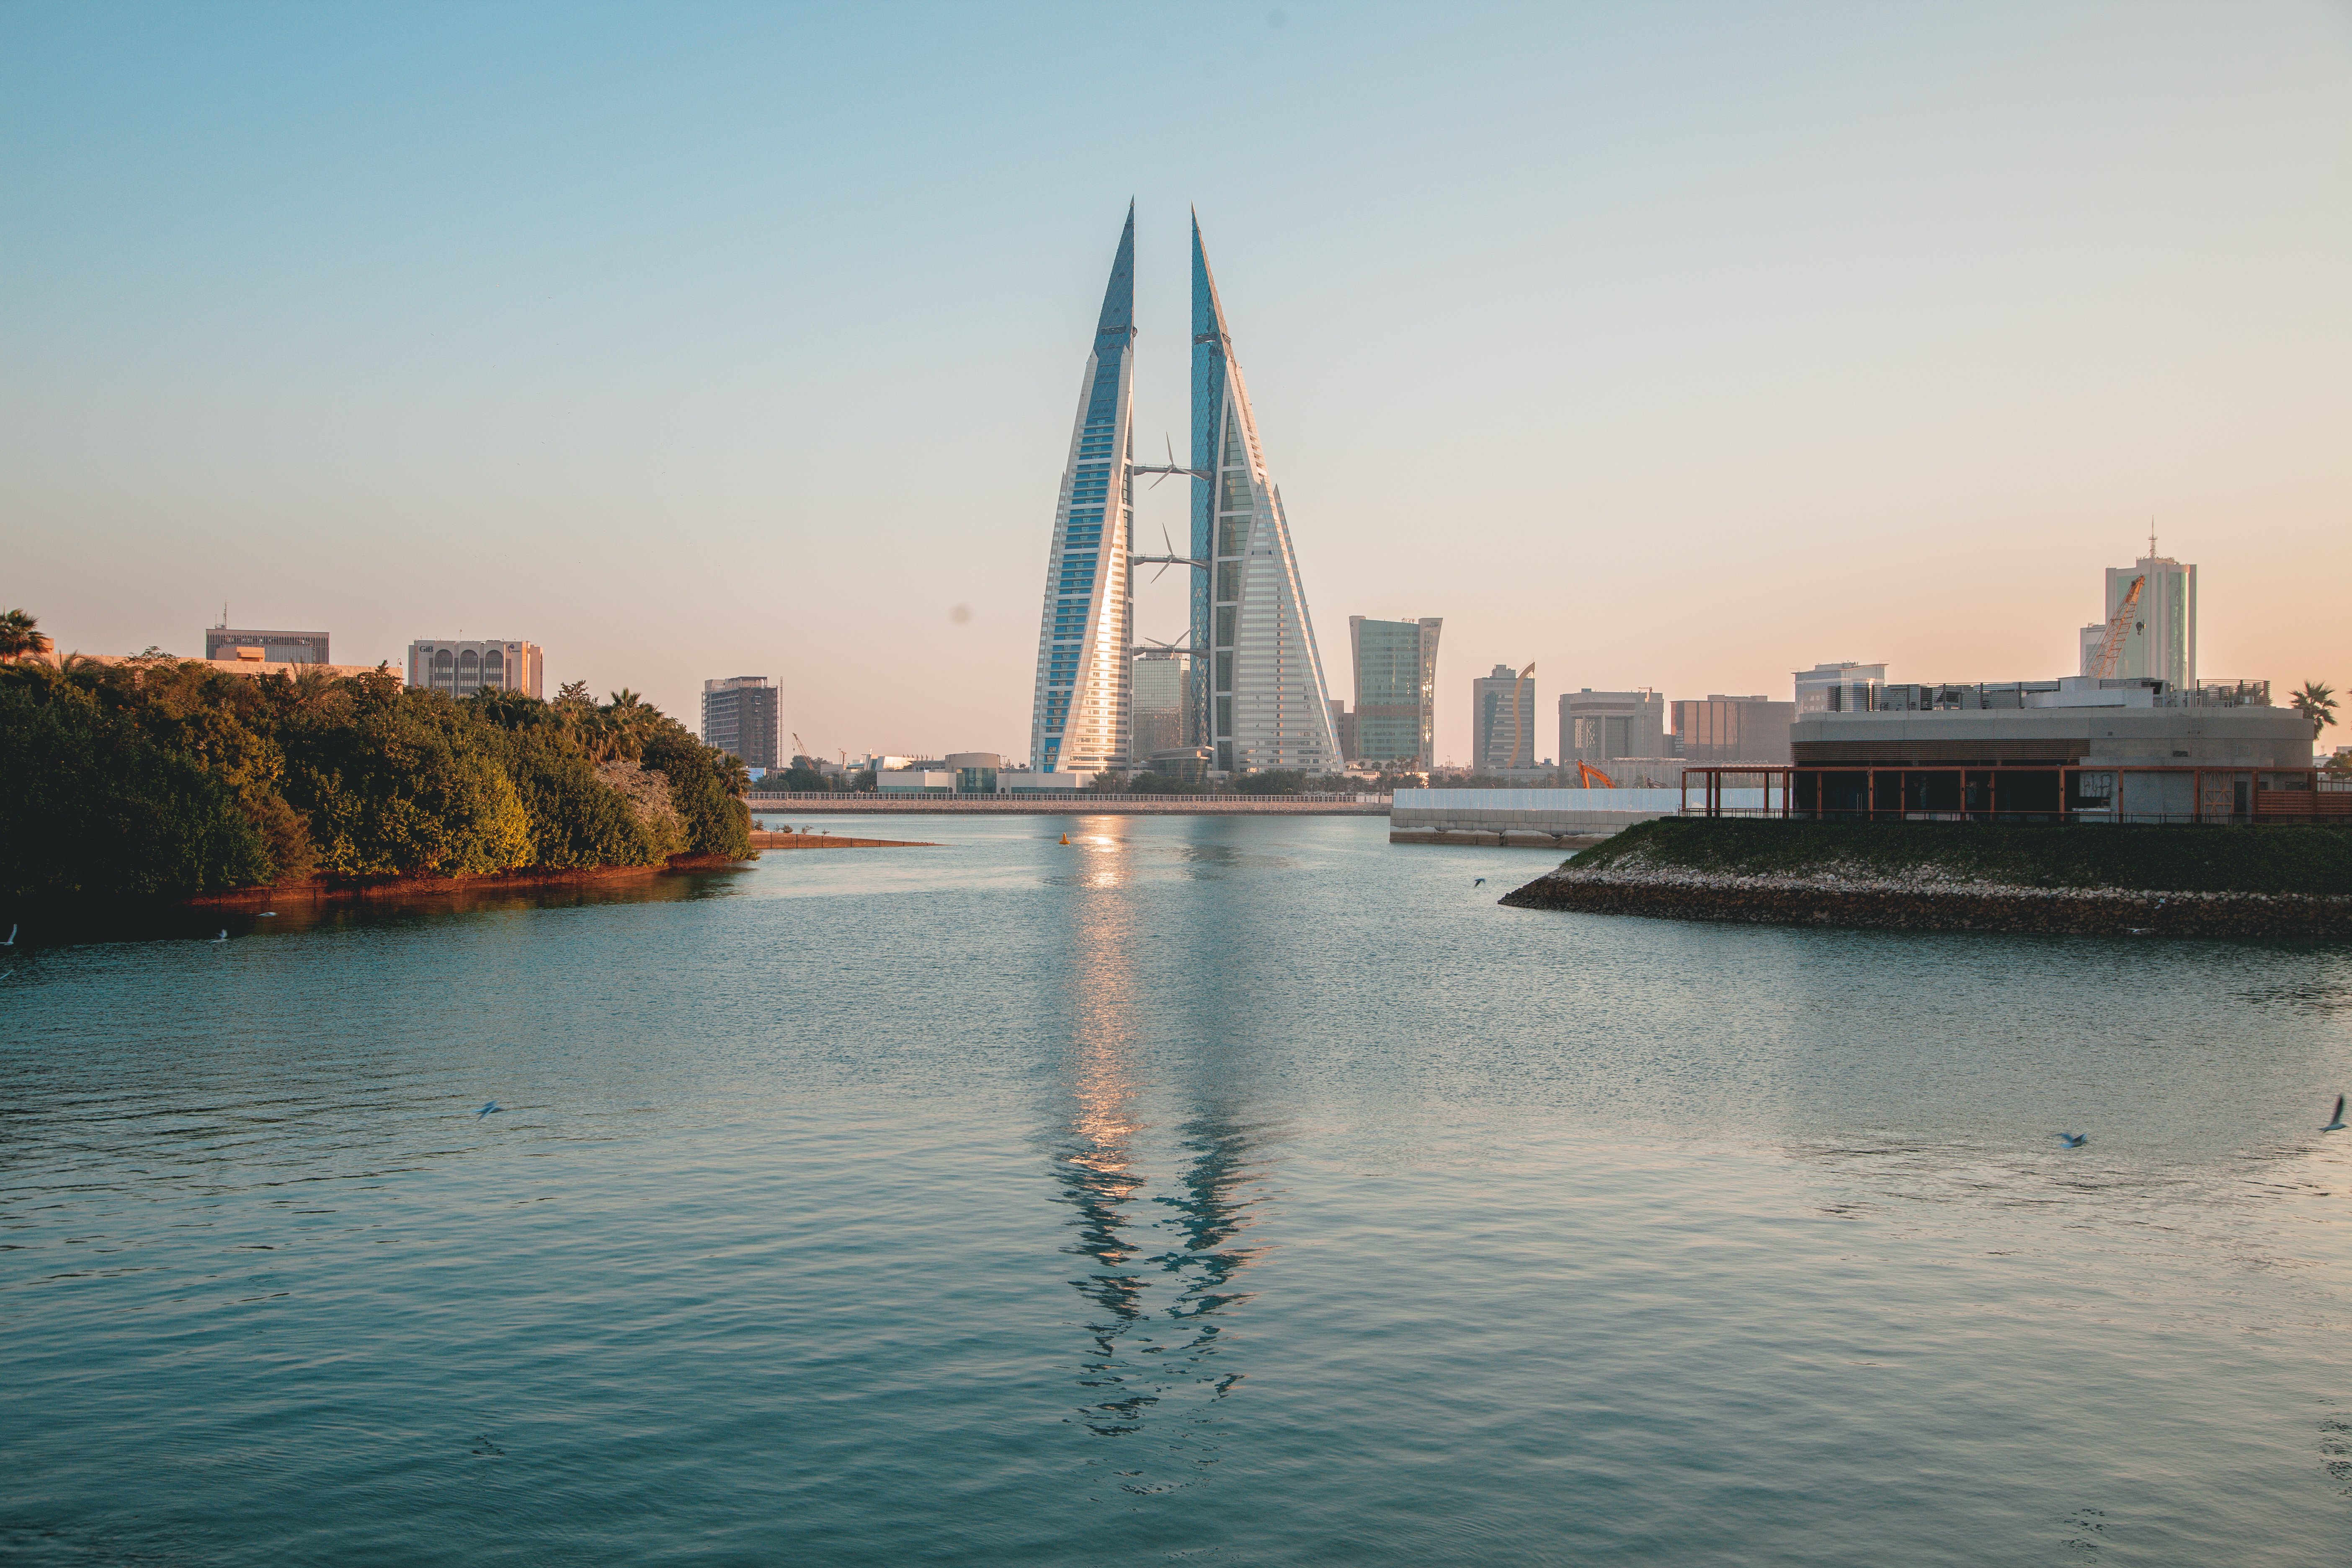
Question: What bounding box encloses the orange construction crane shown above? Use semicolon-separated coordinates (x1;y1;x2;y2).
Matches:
2089;574;2144;679
1576;760;1616;789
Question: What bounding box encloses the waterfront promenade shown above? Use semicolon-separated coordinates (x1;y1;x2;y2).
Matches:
745;792;1388;816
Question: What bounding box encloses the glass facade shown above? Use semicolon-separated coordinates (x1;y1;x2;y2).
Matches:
1472;665;1537;771
1189;215;1342;776
2102;556;2196;690
1029;206;1136;775
1348;616;1441;769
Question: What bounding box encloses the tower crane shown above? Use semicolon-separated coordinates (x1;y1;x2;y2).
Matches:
2089;574;2145;680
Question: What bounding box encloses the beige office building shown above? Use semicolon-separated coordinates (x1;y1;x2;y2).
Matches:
408;640;544;699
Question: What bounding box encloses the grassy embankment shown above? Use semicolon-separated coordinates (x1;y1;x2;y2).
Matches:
1565;818;2352;894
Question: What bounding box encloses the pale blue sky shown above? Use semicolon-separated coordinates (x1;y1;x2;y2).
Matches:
7;2;2349;763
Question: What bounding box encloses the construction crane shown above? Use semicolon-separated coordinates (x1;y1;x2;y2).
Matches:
1576;760;1616;789
792;732;810;766
2089;574;2145;680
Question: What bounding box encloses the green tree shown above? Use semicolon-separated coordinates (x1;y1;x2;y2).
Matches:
2292;681;2338;743
0;608;52;662
0;673;271;917
279;679;532;875
641;726;753;859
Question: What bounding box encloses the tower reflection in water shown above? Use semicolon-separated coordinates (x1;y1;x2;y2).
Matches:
1046;825;1272;1469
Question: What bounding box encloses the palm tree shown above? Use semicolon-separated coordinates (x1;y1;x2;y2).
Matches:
2292;681;2338;743
0;608;54;663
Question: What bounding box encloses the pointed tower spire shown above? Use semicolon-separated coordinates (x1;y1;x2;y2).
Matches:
1187;214;1343;776
1028;207;1139;776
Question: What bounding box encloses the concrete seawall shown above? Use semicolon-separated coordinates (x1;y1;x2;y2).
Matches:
1388;787;1766;847
747;796;1387;816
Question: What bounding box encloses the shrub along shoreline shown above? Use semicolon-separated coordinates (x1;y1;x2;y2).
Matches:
2;658;753;938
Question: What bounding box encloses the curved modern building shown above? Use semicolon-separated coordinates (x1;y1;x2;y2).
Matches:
1030;208;1340;778
1027;206;1137;776
1189;215;1342;775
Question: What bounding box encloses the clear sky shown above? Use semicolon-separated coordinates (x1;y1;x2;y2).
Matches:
6;2;2348;766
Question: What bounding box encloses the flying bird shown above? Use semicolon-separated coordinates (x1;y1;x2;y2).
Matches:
478;1101;501;1118
1473;877;1486;887
1;924;15;946
2057;1132;2087;1148
209;929;228;944
2323;1096;2346;1133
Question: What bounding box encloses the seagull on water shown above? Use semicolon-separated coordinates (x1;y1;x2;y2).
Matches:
2057;1132;2087;1148
478;1101;501;1117
2323;1096;2346;1133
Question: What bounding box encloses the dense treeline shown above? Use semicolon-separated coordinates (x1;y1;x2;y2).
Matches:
1;658;751;920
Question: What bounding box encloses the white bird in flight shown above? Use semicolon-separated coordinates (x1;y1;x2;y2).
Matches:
1;924;15;946
478;1101;501;1118
2056;1132;2087;1149
209;929;228;944
2323;1096;2346;1133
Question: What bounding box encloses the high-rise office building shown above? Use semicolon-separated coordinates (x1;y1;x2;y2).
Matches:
701;676;779;770
2080;546;2196;688
1329;700;1357;765
1130;649;1191;759
1349;616;1442;769
1473;664;1537;771
205;626;329;663
408;640;544;699
1191;214;1343;775
1029;206;1137;775
1673;695;1795;763
1561;688;1665;765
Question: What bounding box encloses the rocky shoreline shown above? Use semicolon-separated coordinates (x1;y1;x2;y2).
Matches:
1500;862;2352;939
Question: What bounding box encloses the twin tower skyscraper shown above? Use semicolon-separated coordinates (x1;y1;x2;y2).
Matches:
1029;205;1342;778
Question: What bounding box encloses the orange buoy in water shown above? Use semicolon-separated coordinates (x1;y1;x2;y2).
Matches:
1059;833;1070;844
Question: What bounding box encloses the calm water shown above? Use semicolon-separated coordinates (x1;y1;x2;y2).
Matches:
5;814;2352;1565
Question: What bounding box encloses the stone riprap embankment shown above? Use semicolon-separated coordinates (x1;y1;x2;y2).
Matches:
1501;861;2352;937
1499;820;2352;939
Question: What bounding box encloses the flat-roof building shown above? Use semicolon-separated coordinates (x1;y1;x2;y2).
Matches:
1674;695;1795;764
1349;616;1442;769
206;626;330;664
701;676;779;771
1474;665;1537;771
1131;650;1192;761
1562;688;1665;767
408;640;544;699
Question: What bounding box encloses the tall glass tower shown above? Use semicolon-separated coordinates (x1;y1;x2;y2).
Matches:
1029;206;1136;774
1189;214;1342;775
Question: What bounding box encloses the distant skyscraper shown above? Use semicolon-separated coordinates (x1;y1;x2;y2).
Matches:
206;625;329;663
408;640;543;699
1329;699;1357;765
1349;616;1442;769
1029;205;1136;775
1131;649;1191;759
2081;545;2196;688
1561;688;1664;766
1473;664;1537;770
1191;214;1342;775
701;676;779;770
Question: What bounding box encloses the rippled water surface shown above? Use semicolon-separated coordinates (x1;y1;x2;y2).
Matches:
6;814;2352;1565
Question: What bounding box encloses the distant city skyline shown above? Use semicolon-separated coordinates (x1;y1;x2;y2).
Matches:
6;4;2345;766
